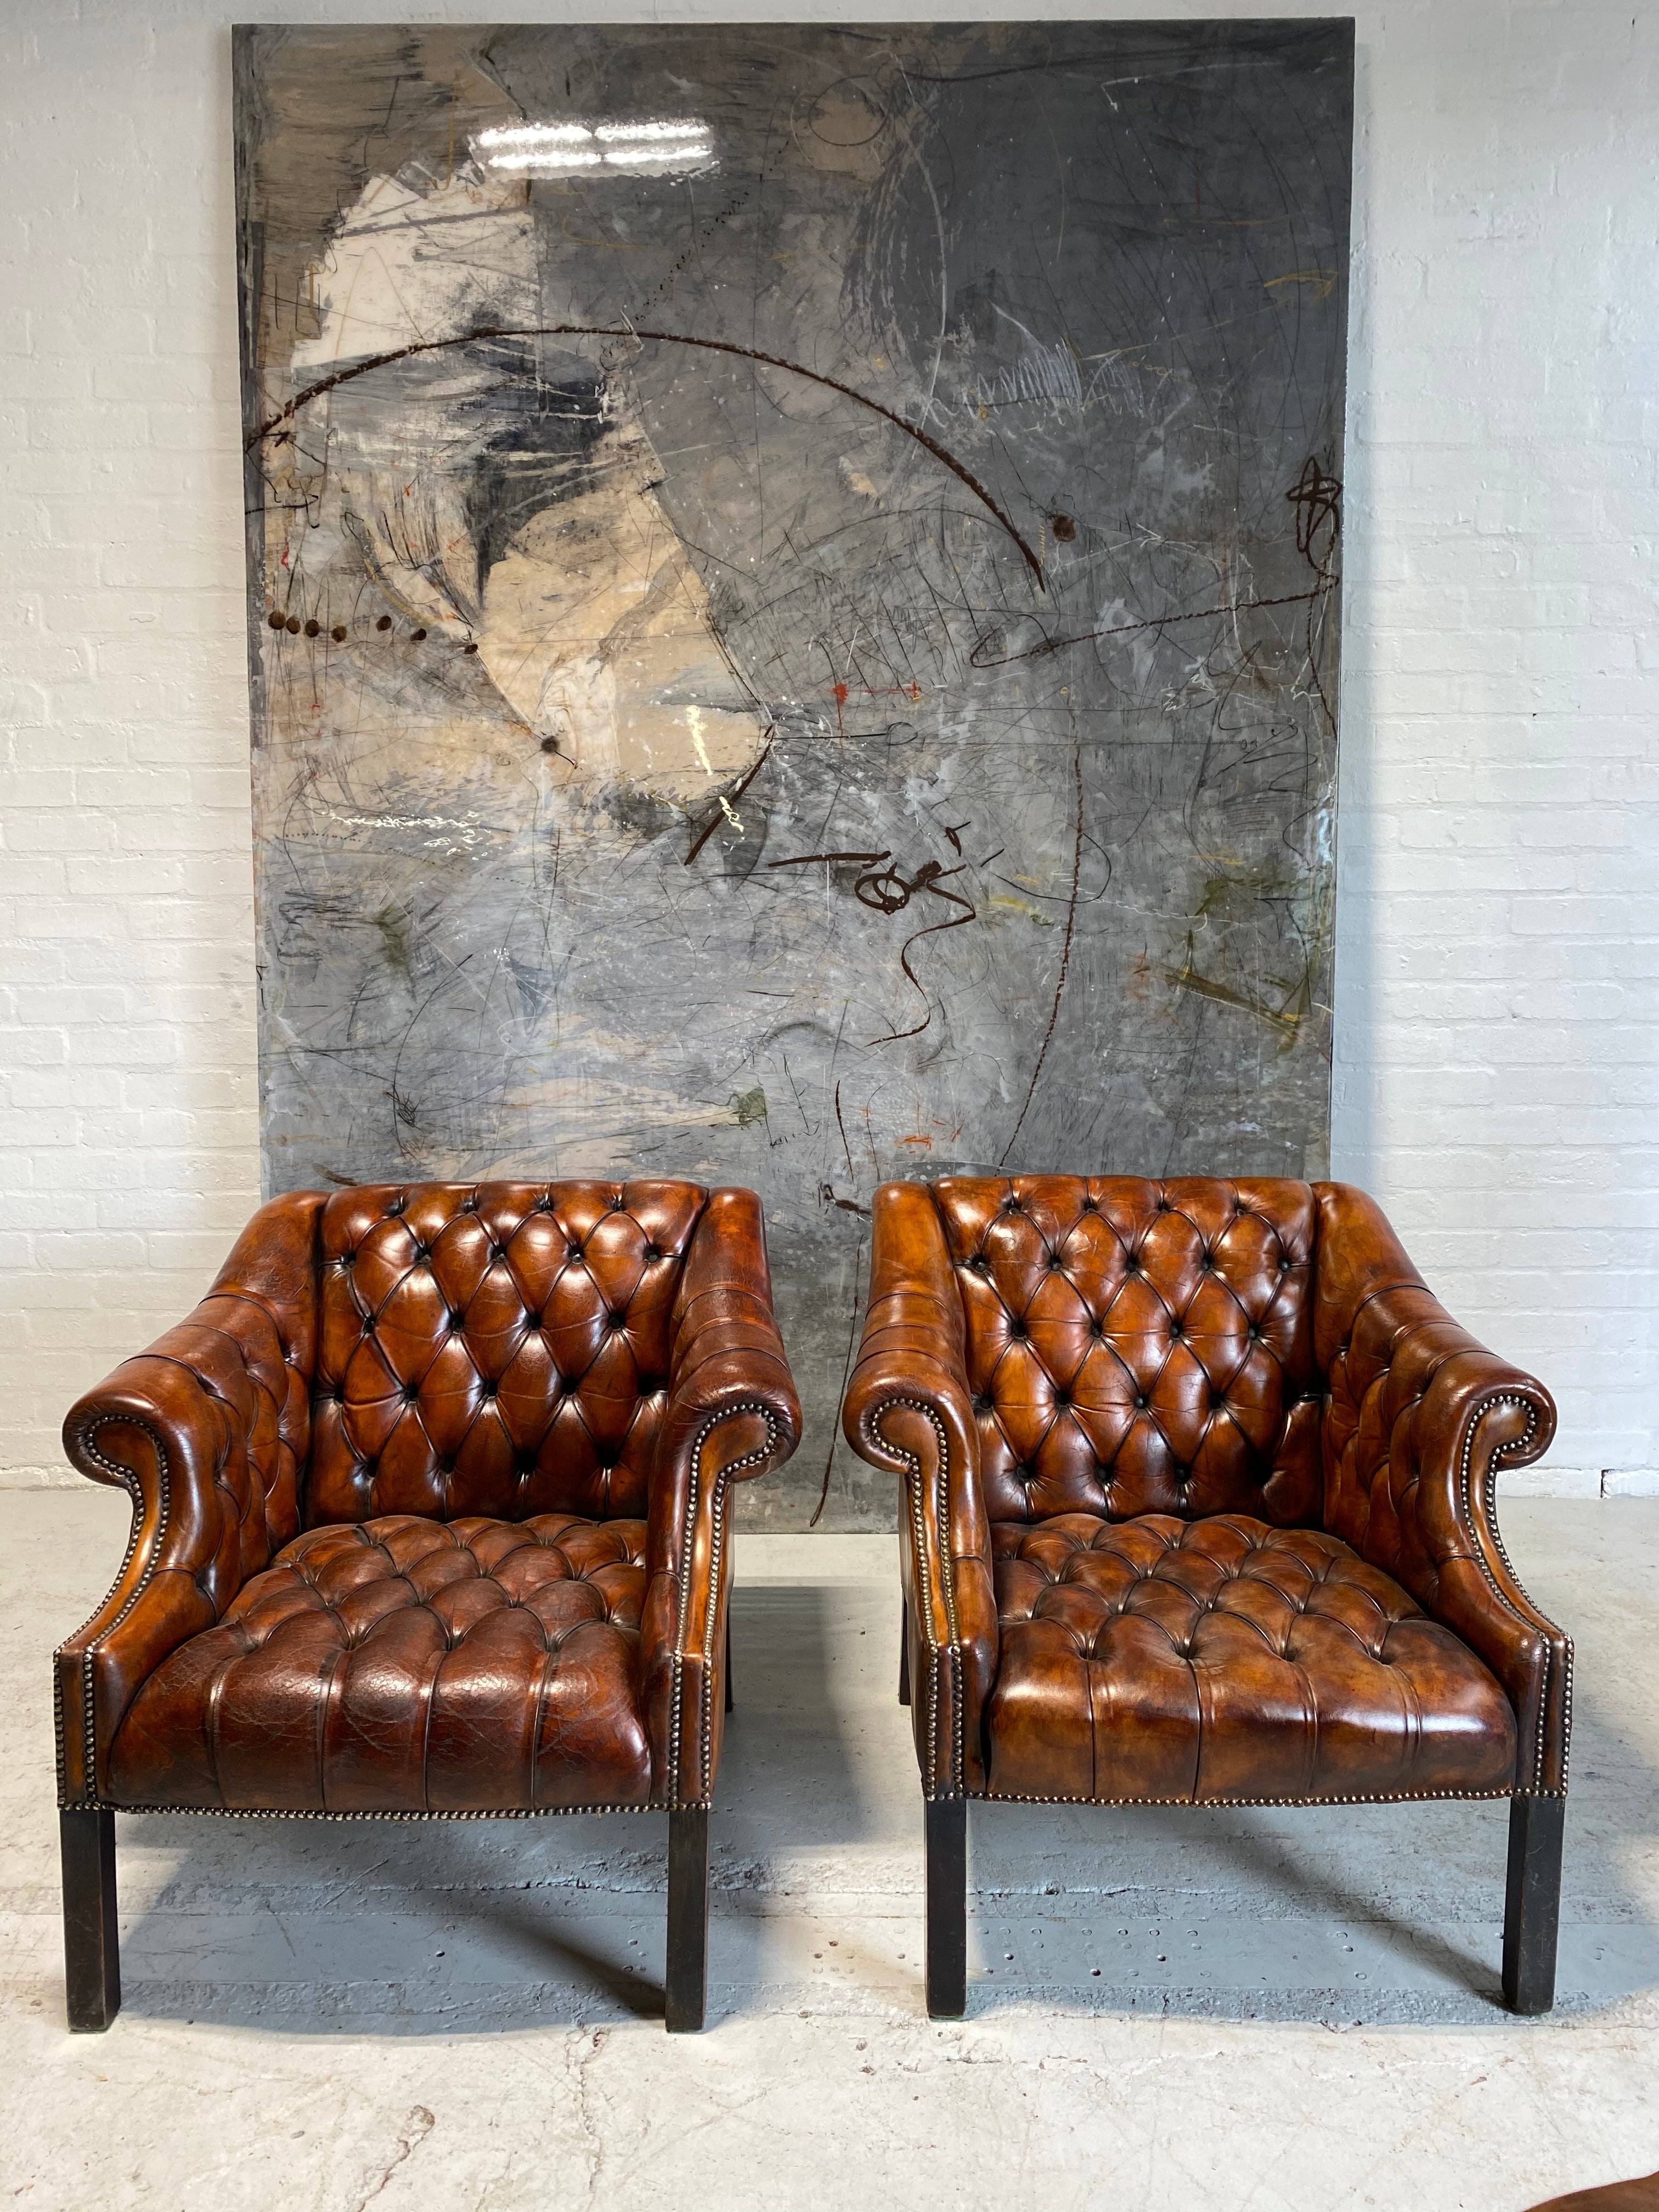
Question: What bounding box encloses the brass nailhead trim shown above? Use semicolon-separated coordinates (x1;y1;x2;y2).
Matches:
53;1415;172;1809
668;1401;778;1809
951;1785;1558;1808
867;1398;964;1796
1460;1390;1573;1792
76;1800;666;1820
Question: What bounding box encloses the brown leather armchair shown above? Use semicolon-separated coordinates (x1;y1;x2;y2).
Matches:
55;1180;799;2033
842;1177;1570;2018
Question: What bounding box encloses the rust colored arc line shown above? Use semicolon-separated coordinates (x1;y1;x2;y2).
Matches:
246;321;1045;588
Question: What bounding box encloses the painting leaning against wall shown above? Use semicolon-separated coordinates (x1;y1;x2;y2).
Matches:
234;19;1353;1528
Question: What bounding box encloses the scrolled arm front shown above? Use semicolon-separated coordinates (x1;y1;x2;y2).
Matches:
840;1182;997;1796
642;1188;801;1808
1315;1182;1570;1793
54;1193;323;1804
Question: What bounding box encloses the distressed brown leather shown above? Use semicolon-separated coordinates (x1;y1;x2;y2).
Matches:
109;1515;653;1813
59;1181;799;1814
989;1513;1515;1802
842;1176;1568;1806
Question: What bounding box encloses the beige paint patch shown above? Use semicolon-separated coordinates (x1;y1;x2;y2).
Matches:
476;408;768;800
287;162;767;809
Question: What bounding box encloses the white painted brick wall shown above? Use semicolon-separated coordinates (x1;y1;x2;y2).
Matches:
3;0;1655;1496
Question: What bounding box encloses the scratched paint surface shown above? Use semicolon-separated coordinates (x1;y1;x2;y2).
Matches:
235;21;1352;1527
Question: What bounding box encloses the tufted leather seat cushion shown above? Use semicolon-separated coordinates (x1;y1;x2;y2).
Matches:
985;1513;1517;1803
105;1514;653;1814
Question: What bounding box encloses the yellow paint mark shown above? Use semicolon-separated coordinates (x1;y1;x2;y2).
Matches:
1159;952;1304;1037
1264;269;1336;300
689;705;743;832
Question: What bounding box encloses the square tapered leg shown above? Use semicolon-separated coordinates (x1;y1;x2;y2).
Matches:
60;1807;120;2032
665;1806;710;2032
925;1797;967;2018
1503;1793;1564;2015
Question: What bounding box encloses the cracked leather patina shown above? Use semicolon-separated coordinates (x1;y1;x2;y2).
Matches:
58;1181;799;1816
841;1176;1568;1805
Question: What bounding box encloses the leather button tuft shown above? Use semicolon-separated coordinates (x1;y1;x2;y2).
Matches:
644;1244;661;1261
481;1380;498;1400
609;1312;627;1331
567;1244;583;1262
973;1394;994;1414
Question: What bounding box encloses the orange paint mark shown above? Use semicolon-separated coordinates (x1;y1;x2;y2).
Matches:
899;1133;934;1149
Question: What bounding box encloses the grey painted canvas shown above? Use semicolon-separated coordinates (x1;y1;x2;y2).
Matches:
235;20;1353;1528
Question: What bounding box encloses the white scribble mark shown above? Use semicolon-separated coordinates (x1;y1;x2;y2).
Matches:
686;705;743;831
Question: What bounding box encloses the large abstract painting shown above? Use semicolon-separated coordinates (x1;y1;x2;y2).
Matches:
235;20;1352;1526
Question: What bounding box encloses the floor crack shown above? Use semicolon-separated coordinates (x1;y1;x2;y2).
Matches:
351;2106;435;2212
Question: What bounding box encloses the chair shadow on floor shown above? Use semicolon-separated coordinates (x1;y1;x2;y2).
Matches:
111;1581;869;2035
106;1578;1659;2034
958;1666;1659;2024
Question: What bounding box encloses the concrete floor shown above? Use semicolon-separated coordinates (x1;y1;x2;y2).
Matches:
1;1493;1655;2210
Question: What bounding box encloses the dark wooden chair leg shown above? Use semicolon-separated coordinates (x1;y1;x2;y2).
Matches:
898;1598;911;1706
924;1797;967;2018
665;1805;710;2032
725;1616;733;1714
1503;1792;1565;2015
60;1807;120;2032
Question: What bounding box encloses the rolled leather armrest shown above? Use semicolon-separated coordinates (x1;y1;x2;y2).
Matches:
54;1192;324;1804
1315;1182;1570;1793
840;1182;997;1796
642;1188;802;1807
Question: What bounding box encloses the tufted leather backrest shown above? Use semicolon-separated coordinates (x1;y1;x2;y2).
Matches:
306;1181;707;1528
932;1177;1323;1526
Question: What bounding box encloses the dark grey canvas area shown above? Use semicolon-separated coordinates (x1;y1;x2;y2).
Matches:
234;20;1353;1528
